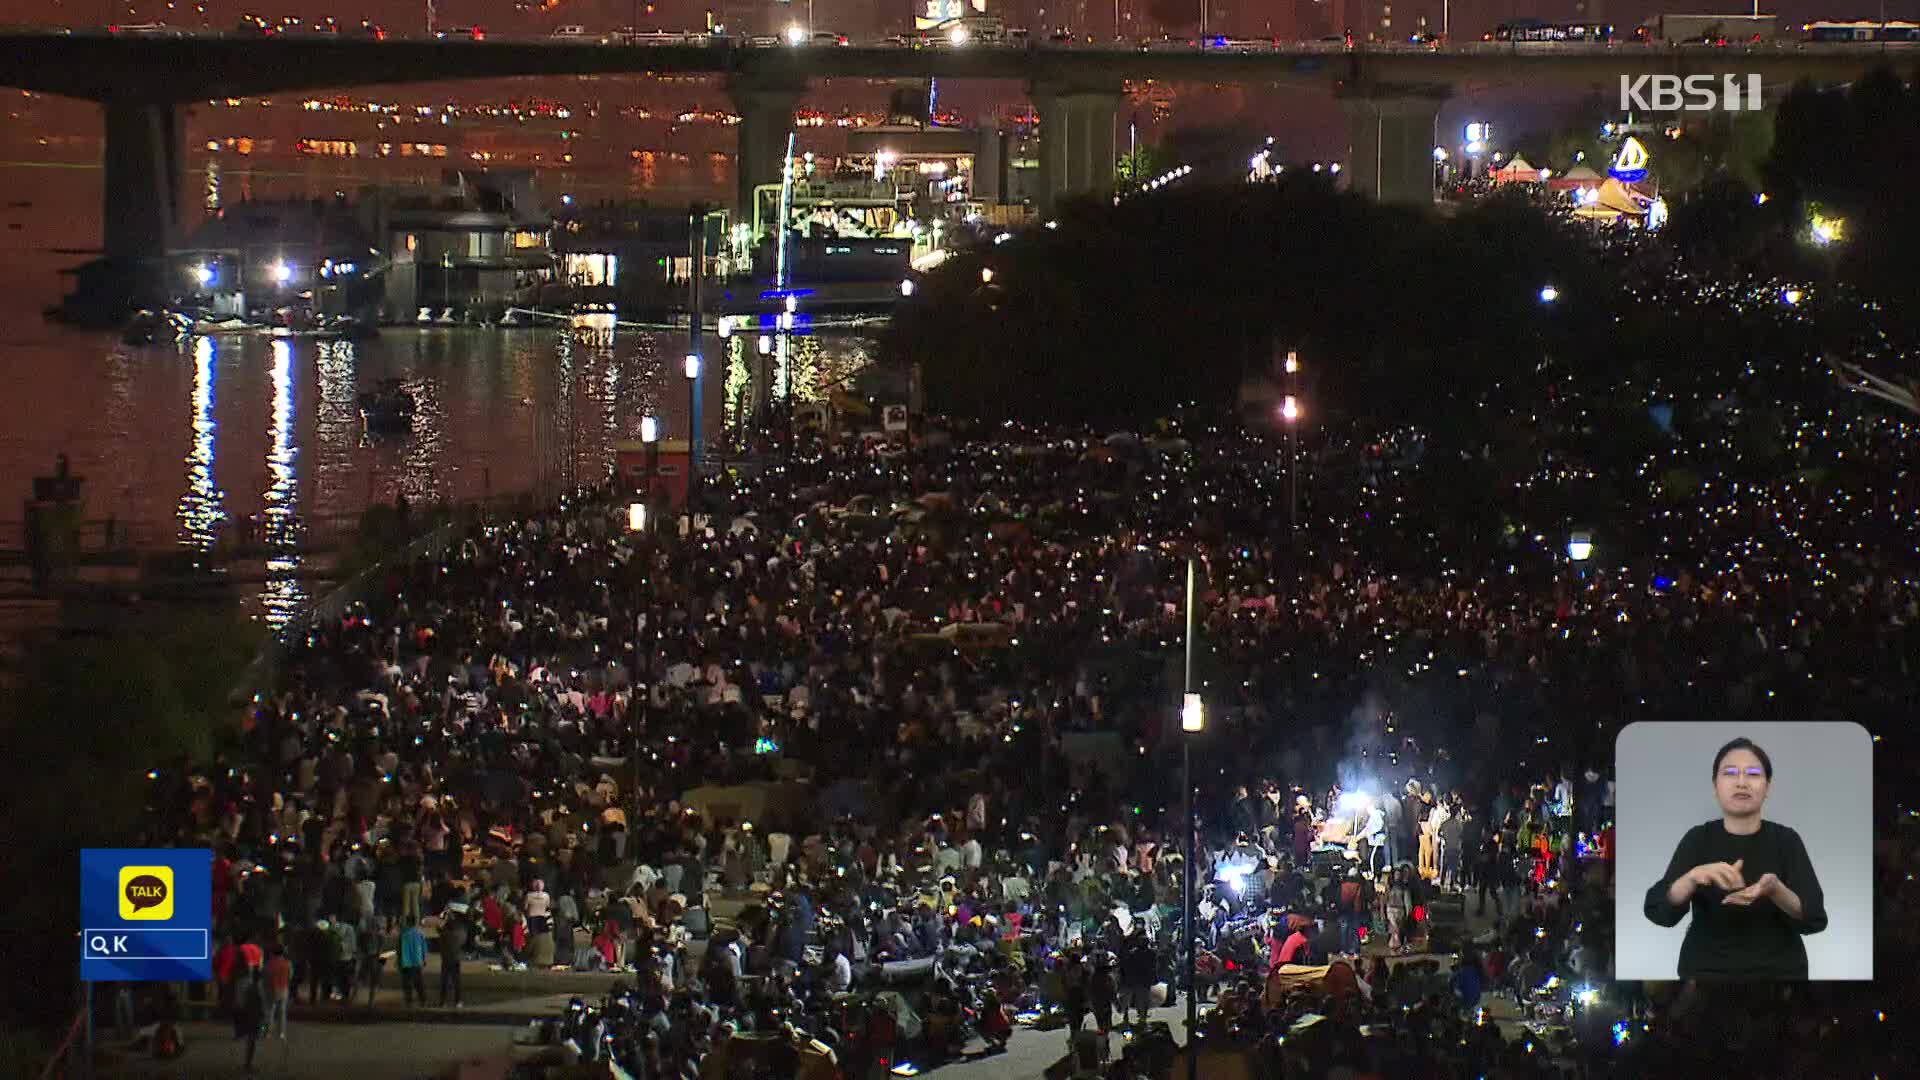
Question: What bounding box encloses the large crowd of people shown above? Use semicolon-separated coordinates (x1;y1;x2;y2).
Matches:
120;358;1920;1077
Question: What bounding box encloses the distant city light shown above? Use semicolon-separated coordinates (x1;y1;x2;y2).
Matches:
1539;285;1559;303
1782;287;1802;305
980;267;994;284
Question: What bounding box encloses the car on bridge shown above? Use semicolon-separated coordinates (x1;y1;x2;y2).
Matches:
107;22;178;35
358;20;387;40
435;26;487;41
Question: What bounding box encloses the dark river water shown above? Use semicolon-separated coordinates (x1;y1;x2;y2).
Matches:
0;165;878;625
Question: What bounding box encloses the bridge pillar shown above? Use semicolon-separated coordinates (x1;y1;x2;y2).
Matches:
1030;83;1122;215
727;78;806;222
102;99;181;268
1338;83;1449;206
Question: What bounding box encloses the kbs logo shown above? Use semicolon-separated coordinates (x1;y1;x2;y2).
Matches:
1619;74;1764;112
118;866;174;920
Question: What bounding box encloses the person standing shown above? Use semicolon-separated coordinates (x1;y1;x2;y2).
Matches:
1119;928;1155;1030
1438;802;1465;893
1385;866;1412;954
1378;788;1404;873
358;916;385;1007
398;916;429;1008
1088;953;1117;1041
438;909;468;1007
265;943;293;1040
231;949;269;1073
1062;953;1090;1048
331;917;358;1006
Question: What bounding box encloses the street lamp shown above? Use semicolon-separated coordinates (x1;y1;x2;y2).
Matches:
640;415;659;535
1281;392;1301;530
1179;554;1202;1080
684;355;701;537
1538;285;1559;303
1567;530;1594;563
627;502;647;532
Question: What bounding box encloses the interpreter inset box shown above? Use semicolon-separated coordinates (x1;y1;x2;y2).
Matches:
1614;722;1872;981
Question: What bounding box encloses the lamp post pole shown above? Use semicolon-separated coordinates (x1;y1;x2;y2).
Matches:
1182;554;1199;1080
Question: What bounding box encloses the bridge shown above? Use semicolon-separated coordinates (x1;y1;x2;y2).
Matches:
0;31;1902;285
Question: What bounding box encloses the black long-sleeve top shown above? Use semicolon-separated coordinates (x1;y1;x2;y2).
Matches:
1643;819;1828;979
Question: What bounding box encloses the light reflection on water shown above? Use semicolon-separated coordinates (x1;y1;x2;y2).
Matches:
261;339;307;627
0;325;875;620
177;335;226;552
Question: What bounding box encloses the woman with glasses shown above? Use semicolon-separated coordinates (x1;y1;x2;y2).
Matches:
1644;737;1829;978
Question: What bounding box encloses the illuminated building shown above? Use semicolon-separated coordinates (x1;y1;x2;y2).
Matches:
358;170;555;319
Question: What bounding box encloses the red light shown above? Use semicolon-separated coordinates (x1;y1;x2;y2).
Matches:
473;28;486;40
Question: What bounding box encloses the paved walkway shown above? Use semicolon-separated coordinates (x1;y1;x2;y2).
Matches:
99;1021;529;1079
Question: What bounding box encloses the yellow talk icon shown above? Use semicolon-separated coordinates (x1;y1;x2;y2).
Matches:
118;866;174;921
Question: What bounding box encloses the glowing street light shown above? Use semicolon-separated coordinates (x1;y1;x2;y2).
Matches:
1283;351;1299;375
1567;531;1594;563
684;354;701;380
271;261;293;285
900;279;915;297
717;315;735;338
1539;285;1559;303
1281;395;1300;422
1809;211;1845;246
785;24;806;45
947;24;970;45
980;267;994;284
194;263;215;286
627;503;647;532
1782;287;1802;306
1182;692;1204;733
640;415;659;444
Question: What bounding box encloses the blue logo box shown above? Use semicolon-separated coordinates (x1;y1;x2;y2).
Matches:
80;849;213;982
